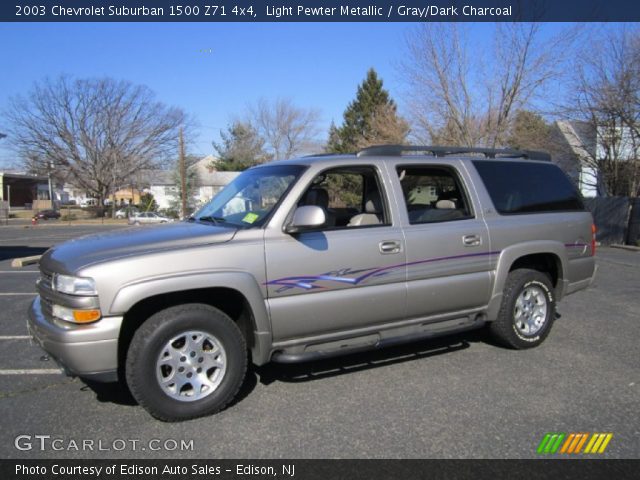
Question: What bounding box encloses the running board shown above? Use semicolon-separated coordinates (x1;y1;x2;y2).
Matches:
271;318;485;364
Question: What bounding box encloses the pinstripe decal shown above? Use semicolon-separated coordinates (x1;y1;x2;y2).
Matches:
266;250;500;292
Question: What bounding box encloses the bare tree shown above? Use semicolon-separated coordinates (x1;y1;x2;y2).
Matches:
562;27;640;197
4;76;187;207
248;98;320;160
401;23;577;148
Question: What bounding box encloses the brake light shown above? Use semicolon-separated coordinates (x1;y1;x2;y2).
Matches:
591;224;597;256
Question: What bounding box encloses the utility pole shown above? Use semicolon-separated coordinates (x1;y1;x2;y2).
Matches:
6;185;10;226
48;162;54;210
179;128;187;219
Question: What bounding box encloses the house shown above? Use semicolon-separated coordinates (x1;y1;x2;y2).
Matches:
141;155;239;210
190;155;240;206
0;170;53;209
59;155;240;211
138;170;175;210
555;121;599;197
555;120;639;198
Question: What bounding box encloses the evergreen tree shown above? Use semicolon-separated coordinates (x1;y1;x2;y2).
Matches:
506;110;552;151
212;122;272;171
138;192;158;212
326;68;408;153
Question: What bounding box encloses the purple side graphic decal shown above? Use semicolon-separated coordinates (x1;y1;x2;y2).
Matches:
267;243;587;293
266;251;500;293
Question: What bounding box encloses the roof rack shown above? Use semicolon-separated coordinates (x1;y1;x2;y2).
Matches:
356;145;551;161
303;152;347;158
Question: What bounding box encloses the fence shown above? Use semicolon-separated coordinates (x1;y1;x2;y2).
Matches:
584;197;640;246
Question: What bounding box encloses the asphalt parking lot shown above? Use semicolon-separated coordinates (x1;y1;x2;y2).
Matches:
0;224;638;459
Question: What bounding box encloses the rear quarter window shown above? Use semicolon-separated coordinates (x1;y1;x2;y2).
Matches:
472;160;584;214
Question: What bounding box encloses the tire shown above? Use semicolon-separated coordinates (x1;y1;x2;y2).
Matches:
126;304;247;422
489;268;556;349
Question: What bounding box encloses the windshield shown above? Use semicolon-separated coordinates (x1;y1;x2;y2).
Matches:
192;164;305;228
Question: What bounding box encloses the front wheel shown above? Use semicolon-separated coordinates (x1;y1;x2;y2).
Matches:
489;268;556;349
126;304;247;421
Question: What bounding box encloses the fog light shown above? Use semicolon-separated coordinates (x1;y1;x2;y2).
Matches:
52;305;101;324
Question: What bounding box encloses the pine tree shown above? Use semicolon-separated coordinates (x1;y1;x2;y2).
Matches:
212;122;272;171
326;68;408;153
506;110;552;151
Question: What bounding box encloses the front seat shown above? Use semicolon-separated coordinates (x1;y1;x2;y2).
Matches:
301;187;335;227
348;190;383;227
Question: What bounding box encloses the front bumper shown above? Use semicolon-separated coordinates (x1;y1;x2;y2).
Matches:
28;296;122;382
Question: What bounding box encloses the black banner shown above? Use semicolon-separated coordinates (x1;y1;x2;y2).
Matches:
3;0;640;22
1;459;639;480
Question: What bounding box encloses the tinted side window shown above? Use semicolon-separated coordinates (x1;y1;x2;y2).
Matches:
473;161;584;214
396;165;473;224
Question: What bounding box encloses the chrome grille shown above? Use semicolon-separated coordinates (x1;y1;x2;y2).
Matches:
38;269;55;321
39;269;53;290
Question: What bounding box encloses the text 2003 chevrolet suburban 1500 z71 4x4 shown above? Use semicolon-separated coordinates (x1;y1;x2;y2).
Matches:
28;145;596;421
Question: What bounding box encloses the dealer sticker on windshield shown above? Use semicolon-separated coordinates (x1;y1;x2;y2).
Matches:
242;212;259;224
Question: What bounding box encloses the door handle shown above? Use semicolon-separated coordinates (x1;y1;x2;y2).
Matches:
379;240;402;254
462;234;481;247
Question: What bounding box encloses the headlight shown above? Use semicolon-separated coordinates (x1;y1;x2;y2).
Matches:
53;274;97;296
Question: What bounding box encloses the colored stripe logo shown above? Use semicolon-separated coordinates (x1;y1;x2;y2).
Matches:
537;433;613;454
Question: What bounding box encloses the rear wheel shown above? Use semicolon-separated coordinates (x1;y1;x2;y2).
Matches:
126;304;247;421
489;268;556;349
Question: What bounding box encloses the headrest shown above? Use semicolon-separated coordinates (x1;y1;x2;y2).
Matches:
365;190;382;214
436;199;456;210
304;188;329;208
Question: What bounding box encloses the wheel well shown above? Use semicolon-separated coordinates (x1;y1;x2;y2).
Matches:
118;288;255;375
509;253;562;288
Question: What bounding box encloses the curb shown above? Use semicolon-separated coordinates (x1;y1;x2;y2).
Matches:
611;244;640;252
11;255;42;267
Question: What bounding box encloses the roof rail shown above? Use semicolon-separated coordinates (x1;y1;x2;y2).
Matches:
356;145;551;161
303;152;345;158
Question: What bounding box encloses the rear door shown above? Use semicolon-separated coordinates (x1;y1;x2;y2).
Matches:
392;162;492;319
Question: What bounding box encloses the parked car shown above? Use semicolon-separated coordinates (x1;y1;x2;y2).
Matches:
28;145;596;421
115;206;139;219
34;209;61;220
128;211;172;225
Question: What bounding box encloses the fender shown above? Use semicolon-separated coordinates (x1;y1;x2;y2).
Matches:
109;271;273;365
486;241;567;320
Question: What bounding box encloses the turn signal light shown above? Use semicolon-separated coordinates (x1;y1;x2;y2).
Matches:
73;309;102;323
591;224;597;256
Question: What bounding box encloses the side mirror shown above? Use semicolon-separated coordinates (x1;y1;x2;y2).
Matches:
285;206;326;234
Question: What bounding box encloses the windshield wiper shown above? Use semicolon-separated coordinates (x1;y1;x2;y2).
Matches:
197;215;227;225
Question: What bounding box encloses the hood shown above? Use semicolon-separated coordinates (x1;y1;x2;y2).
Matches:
40;222;238;274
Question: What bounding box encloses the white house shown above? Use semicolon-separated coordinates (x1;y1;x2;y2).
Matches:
555;120;639;197
61;155;240;210
141;155;239;210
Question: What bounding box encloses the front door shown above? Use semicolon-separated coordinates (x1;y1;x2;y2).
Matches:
264;165;407;342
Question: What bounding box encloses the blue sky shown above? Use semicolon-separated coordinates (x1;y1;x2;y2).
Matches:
0;22;592;167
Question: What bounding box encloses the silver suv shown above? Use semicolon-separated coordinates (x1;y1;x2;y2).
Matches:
28;145;596;421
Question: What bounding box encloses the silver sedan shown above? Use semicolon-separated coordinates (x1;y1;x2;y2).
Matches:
128;212;173;225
